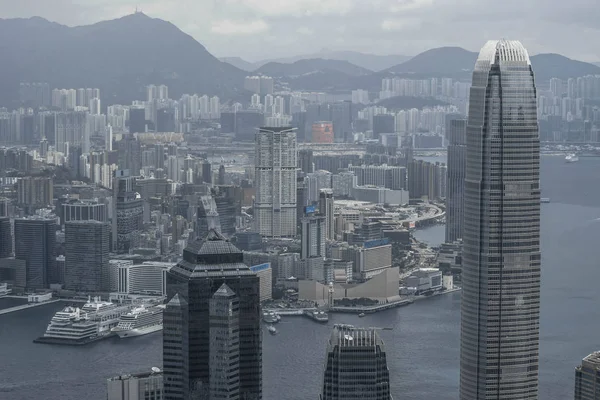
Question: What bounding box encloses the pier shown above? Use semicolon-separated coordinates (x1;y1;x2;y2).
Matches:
0;299;61;316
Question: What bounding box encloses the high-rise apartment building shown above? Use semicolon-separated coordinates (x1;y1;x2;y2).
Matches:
112;171;144;253
55;111;88;154
162;230;261;400
460;40;541;400
445;118;467;243
301;211;326;259
319;189;335;241
320;325;392;400
17;176;53;213
254;127;297;238
64;220;110;292
575;351;600;400
14;217;56;289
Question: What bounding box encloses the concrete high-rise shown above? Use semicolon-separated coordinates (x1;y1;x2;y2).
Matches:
575;351;600;400
113;171;144;253
163;230;261;400
318;189;335;241
445;118;467;243
301;211;326;259
64;220;110;292
320;325;392;400
14;217;56;289
254;127;297;238
460;40;541;400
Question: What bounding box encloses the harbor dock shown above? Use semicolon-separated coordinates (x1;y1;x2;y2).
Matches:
0;299;61;316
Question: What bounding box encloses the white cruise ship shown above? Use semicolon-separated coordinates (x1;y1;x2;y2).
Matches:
36;297;133;344
111;304;164;338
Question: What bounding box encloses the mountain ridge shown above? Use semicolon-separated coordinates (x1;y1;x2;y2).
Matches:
0;13;247;107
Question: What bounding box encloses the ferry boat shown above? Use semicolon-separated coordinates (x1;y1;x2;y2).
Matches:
111;305;164;338
565;153;579;163
35;297;133;345
267;325;277;335
304;309;329;323
358;313;366;318
262;312;279;324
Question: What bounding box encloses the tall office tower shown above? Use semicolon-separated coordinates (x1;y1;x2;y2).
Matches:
320;325;392;400
209;284;241;400
0;198;10;217
318;189;335;241
196;195;221;239
301;211;326;259
312;122;334;144
445;118;467;243
129;106;146;133
64;220;110;292
460;40;541;400
118;135;142;176
373;114;396;137
113;171;144;253
0;217;11;258
254;127;297;238
218;165;226;185
162;230;261;400
575;351;600;400
298;149;314;174
202;161;212;184
14;217;56;289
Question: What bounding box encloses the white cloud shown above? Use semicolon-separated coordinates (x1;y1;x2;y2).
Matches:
211;19;269;35
222;0;354;17
296;27;315;35
389;0;434;12
381;18;422;31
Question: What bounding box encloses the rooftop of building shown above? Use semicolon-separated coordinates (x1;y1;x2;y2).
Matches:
107;368;163;382
328;324;386;349
173;229;255;279
580;351;600;369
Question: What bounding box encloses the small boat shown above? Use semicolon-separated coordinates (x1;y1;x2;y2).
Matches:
262;312;278;324
541;198;550;204
276;314;281;321
358;313;366;318
267;325;277;335
565;153;579;163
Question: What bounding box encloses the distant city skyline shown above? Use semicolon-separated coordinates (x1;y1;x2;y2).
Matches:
1;0;599;62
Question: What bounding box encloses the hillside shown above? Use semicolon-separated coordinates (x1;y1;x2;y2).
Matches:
0;13;246;107
384;47;600;82
254;58;372;77
219;56;256;71
255;50;411;71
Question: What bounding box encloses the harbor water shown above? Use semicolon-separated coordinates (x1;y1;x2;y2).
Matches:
2;155;600;400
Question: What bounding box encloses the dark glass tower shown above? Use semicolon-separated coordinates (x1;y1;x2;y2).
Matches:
64;220;110;292
209;284;241;400
320;324;392;400
575;352;600;400
460;40;541;400
445;118;467;243
163;230;261;400
14;217;56;289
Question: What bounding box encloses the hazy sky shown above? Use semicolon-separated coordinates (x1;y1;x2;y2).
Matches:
1;0;599;62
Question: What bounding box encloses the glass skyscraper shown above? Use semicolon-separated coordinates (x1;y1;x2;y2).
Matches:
460;40;541;400
320;324;392;400
163;229;262;400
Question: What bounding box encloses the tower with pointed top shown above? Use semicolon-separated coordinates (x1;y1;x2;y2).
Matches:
209;284;240;400
163;229;262;400
460;40;541;400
